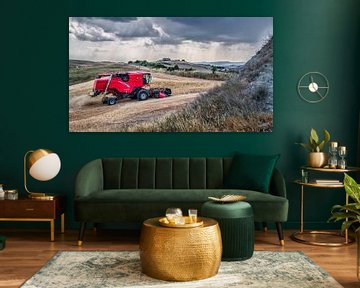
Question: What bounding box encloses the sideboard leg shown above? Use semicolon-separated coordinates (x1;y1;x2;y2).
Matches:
61;213;65;234
50;219;55;242
77;222;86;246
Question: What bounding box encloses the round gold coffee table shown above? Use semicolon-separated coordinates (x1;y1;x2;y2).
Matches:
139;217;222;281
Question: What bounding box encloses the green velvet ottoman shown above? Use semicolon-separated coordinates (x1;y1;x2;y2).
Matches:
201;201;254;261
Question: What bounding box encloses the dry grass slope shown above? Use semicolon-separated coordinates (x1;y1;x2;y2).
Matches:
132;37;273;132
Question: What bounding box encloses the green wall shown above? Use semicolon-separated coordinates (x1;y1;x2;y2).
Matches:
0;0;359;230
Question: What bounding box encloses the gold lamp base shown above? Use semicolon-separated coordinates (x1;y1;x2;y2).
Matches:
28;192;55;200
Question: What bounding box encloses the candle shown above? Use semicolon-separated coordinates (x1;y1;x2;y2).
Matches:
330;142;338;148
338;146;346;153
338;146;346;158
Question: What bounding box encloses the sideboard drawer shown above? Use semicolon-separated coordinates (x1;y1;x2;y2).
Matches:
0;201;55;218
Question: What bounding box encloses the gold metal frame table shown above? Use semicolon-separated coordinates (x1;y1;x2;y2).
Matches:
139;217;222;281
291;166;359;246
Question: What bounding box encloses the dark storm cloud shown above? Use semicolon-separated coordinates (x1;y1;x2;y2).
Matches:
73;17;137;23
69;17;116;42
69;17;272;45
69;17;160;42
94;17;137;22
165;17;272;44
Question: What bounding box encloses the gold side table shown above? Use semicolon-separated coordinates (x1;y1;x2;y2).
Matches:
139;217;222;281
291;166;359;246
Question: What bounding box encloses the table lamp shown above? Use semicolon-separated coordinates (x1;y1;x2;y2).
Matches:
24;149;61;199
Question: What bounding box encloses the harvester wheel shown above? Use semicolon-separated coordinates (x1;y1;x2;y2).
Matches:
137;89;149;101
164;88;172;96
108;97;117;105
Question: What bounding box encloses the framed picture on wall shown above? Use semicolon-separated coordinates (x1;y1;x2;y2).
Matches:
69;17;273;132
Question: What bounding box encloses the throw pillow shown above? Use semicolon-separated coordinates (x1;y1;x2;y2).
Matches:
223;153;280;193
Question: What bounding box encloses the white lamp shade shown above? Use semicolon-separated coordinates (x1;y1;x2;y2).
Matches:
29;153;61;181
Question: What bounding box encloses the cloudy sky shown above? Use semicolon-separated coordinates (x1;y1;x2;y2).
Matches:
69;17;272;63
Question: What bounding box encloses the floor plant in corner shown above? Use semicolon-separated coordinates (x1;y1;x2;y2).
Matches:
329;173;360;280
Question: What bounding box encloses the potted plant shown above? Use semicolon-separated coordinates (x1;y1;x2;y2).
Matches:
329;173;360;279
296;128;330;167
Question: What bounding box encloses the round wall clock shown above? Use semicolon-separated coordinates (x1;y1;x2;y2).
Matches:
297;72;329;103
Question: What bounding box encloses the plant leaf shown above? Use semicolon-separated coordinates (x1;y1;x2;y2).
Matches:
331;203;360;215
295;142;312;152
323;129;330;144
308;138;318;152
344;173;360;204
310;128;319;144
317;140;325;152
341;220;358;234
329;211;357;221
308;137;316;152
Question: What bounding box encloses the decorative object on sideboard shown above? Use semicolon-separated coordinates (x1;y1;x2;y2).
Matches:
296;128;330;168
329;173;360;280
297;71;329;103
5;189;18;200
338;146;347;169
328;141;338;169
24;148;61;200
300;169;309;183
0;184;4;199
0;185;19;200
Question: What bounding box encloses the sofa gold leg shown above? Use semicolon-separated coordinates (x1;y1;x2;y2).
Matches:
78;222;86;247
275;222;284;247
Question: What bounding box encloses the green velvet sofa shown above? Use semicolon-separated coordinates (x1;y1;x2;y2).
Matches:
74;157;288;245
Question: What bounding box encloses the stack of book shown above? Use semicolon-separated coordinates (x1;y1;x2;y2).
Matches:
314;179;341;185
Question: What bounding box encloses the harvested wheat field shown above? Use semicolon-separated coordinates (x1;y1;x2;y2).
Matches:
69;72;223;132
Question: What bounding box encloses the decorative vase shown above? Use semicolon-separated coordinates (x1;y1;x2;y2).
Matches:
308;152;328;168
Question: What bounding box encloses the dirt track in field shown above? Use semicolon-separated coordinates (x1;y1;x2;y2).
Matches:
69;72;222;132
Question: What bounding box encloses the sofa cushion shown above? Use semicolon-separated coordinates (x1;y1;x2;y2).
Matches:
75;188;288;222
223;153;280;193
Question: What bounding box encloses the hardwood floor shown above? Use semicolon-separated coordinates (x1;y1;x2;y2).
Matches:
0;228;358;288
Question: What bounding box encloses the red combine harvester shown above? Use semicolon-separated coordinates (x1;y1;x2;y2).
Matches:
91;71;171;105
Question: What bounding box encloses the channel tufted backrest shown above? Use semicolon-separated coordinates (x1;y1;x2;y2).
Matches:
102;158;233;190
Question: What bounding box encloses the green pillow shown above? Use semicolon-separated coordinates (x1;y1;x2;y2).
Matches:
223;153;280;193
